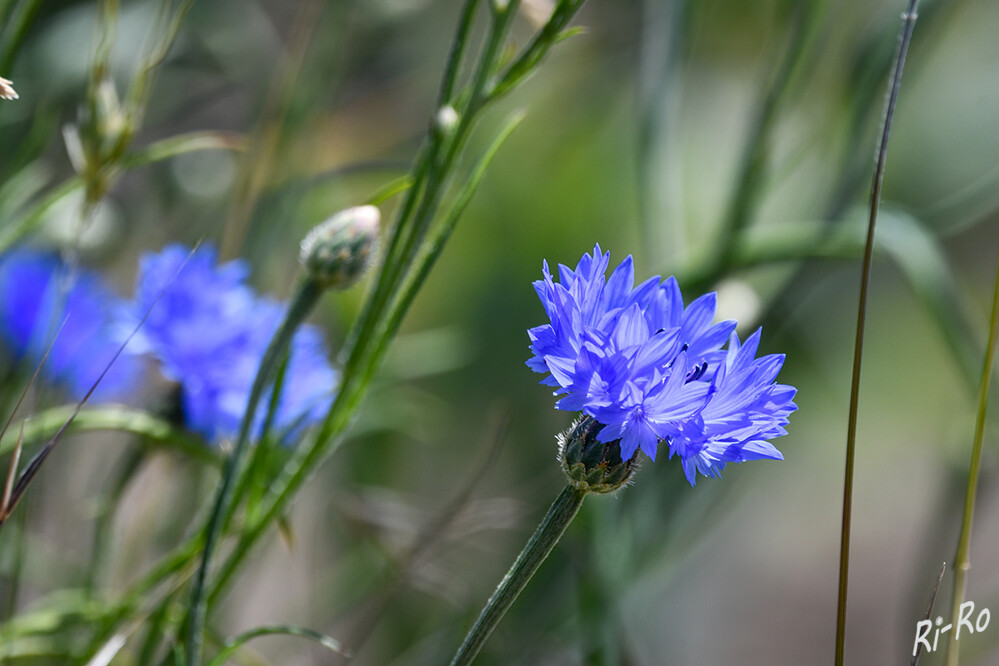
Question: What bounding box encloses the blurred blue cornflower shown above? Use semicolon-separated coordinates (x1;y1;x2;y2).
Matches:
528;244;797;485
0;248;142;400
127;244;337;443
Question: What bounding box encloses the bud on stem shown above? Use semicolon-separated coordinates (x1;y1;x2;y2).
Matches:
300;205;380;289
559;416;639;494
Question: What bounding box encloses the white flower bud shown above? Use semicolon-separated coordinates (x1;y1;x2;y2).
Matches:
300;205;380;289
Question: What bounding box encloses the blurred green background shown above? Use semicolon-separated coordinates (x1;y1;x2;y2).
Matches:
3;0;999;664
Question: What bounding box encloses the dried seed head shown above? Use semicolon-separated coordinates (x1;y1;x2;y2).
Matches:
300;205;380;289
558;416;639;494
0;77;18;101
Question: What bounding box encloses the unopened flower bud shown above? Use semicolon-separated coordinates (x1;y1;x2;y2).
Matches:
300;205;380;289
434;105;459;137
558;416;638;494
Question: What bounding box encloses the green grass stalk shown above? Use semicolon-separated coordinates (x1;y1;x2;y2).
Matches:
944;252;999;666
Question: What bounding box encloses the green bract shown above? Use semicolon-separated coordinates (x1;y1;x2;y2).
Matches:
559;416;638;494
300;205;381;290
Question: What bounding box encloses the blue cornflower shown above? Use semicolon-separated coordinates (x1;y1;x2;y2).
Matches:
0;248;142;400
528;244;796;485
127;244;337;442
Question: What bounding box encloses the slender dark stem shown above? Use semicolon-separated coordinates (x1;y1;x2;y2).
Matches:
834;3;918;665
912;562;947;666
448;485;587;666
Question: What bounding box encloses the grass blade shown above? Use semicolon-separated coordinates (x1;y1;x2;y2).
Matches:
944;248;999;666
912;562;947;666
0;244;201;533
835;3;919;664
204;625;350;666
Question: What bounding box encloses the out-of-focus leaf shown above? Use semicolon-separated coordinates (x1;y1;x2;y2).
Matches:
204;625;350;666
120;131;246;169
876;209;982;387
712;207;982;390
0;176;83;256
0;161;49;222
0;405;218;466
0;589;125;661
0;131;245;255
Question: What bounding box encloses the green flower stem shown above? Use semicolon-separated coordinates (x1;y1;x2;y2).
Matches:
206;370;363;606
437;0;479;107
944;250;999;666
449;485;588;666
489;0;582;100
208;0;584;628
228;352;290;523
185;276;325;666
339;1;482;379
204;110;525;609
340;0;506;384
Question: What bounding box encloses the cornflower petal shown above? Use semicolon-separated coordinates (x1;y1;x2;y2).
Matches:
527;246;796;484
128;244;337;443
0;248;142;400
602;254;635;312
610;303;650;350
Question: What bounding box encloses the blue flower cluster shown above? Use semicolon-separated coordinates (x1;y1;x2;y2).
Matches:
528;245;797;485
0;244;337;444
0;249;141;400
127;244;337;442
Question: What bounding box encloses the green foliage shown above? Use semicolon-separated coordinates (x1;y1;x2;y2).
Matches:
0;0;998;664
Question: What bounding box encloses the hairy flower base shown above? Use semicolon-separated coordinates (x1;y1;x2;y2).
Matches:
529;244;797;485
559;416;639;494
300;205;380;289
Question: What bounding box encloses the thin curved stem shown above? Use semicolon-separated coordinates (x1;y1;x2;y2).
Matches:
834;3;919;664
185;277;325;666
449;485;587;666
